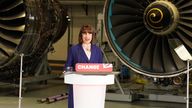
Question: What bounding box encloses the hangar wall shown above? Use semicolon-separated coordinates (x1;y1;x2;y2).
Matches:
48;5;104;61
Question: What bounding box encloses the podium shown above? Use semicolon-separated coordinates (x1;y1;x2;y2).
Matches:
64;72;115;108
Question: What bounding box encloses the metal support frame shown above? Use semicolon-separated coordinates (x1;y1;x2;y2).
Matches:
148;60;190;106
101;43;137;102
22;55;59;85
105;74;138;102
186;60;190;108
0;54;60;89
18;53;24;108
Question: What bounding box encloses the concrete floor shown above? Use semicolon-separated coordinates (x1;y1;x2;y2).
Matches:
0;79;187;108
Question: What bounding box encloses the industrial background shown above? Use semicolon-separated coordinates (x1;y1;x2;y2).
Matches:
0;0;191;108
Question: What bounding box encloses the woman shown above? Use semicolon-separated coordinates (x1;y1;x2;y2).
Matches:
65;24;103;108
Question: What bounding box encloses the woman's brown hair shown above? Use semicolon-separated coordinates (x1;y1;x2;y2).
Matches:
78;24;96;44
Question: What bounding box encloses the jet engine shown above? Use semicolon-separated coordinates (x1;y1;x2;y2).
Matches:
0;0;68;81
104;0;192;78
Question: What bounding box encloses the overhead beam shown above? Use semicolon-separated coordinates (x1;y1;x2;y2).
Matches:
58;0;104;5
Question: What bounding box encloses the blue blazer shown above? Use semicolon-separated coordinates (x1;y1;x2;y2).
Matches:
65;43;103;70
65;43;103;108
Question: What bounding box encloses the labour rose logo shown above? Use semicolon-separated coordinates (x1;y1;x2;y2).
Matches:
103;64;113;69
